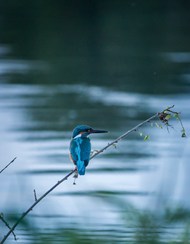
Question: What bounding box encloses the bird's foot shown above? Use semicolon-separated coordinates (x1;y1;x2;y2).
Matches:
73;167;78;185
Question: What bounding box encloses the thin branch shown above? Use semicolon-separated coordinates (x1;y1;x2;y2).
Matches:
0;157;16;174
1;169;76;244
33;189;37;202
90;113;159;160
1;106;181;243
0;214;17;241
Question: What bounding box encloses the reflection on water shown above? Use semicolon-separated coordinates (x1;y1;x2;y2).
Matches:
1;1;190;243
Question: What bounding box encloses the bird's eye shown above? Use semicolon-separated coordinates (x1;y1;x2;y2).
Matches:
86;129;91;132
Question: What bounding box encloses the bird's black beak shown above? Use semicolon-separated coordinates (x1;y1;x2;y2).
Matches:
90;128;108;134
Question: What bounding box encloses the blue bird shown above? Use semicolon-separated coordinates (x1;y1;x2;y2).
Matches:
69;125;108;176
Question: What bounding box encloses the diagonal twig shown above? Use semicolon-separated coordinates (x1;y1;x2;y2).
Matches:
0;214;17;240
0;169;75;243
90;113;158;160
0;157;17;174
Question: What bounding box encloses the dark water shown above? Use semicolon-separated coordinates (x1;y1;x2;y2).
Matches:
1;1;190;243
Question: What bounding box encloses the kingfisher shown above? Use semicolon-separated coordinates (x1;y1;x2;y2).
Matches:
69;125;108;176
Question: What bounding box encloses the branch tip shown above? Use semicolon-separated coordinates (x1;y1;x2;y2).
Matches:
33;189;37;202
0;157;17;174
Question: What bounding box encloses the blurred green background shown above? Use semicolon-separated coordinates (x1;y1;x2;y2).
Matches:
0;0;190;243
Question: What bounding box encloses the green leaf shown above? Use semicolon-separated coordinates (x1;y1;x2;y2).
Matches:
155;122;159;128
144;135;150;141
174;113;179;120
165;114;172;120
155;122;163;129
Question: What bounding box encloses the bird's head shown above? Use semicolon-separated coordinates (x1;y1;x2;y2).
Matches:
72;125;108;138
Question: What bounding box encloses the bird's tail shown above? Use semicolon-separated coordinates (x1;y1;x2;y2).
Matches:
76;160;85;175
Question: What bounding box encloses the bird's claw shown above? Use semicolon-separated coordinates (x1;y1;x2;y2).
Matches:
73;167;78;185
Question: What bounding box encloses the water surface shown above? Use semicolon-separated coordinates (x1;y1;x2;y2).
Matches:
0;1;190;243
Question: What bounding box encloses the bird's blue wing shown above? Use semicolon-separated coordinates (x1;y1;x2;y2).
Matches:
80;137;91;166
70;139;78;163
69;137;91;175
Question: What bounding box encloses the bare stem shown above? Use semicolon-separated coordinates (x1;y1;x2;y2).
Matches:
90;113;159;160
1;169;76;243
0;214;17;240
0;157;16;174
33;189;37;202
